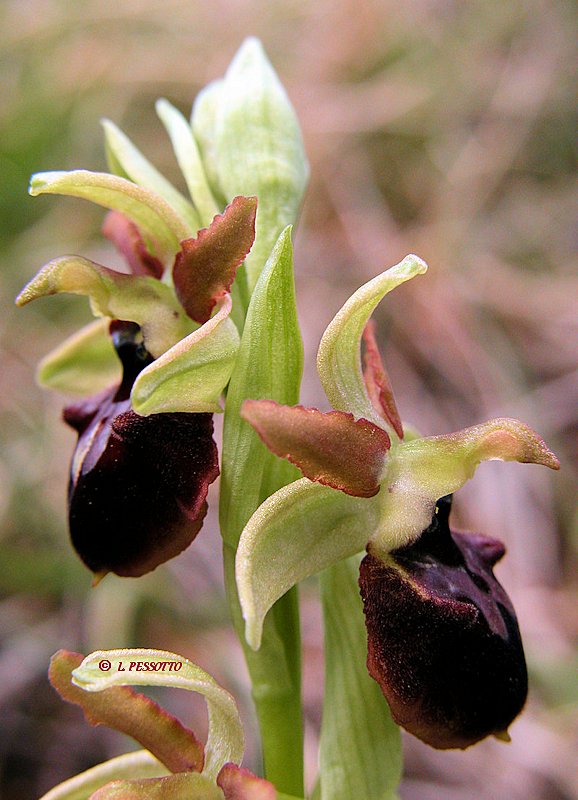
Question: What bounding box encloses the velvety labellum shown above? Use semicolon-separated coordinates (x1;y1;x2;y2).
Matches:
64;322;219;577
359;496;528;749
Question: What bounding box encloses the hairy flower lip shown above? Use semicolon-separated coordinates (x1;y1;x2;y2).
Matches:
64;321;220;578
360;496;528;750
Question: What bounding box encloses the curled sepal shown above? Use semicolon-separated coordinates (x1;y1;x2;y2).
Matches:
370;417;560;555
317;254;427;430
49;650;204;774
72;649;244;781
89;773;222;800
173;195;257;324
241;399;390;498
38;751;168;800
155;99;220;227
15;256;192;357
37;319;121;395
29;170;190;260
131;296;240;415
102;119;199;231
236;478;379;650
360;497;528;749
214;37;309;291
217;764;276;800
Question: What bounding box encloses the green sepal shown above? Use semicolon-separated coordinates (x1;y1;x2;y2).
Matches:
38;751;168;800
156;99;220;227
236;478;377;650
102;119;200;231
190;79;227;206
131;296;240;415
214;38;309;292
15;256;193;358
37;319;121;395
72;649;244;781
89;773;222;800
319;557;402;800
317;255;427;430
370;417;561;555
29;170;190;261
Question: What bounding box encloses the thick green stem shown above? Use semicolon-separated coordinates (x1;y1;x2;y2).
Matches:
223;545;304;796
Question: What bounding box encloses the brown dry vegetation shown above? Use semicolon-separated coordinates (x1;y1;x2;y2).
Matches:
0;1;576;798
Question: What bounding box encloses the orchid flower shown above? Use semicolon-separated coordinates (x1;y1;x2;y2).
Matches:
236;254;560;749
41;649;292;800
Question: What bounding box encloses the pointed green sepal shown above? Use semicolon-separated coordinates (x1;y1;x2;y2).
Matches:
191;79;226;205
370;417;561;555
131;296;240;415
38;751;168;800
102;119;199;231
37;319;121;395
156;98;220;227
317;255;427;430
29;170;190;260
15;256;192;357
72;649;244;781
236;478;378;650
214;38;309;291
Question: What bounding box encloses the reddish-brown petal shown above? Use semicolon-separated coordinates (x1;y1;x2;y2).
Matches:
50;651;204;773
173;196;257;324
103;211;164;278
241;399;390;498
217;763;276;800
362;320;403;439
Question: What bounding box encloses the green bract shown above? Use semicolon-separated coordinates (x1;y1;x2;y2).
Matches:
236;256;560;650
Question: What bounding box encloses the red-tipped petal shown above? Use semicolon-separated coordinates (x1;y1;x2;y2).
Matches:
241;399;390;498
174;196;257;324
49;651;204;774
217;763;276;800
103;211;164;278
362;320;403;439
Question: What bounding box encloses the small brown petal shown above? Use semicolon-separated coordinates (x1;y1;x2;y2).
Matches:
362;320;403;439
103;211;164;278
217;763;276;800
174;196;257;324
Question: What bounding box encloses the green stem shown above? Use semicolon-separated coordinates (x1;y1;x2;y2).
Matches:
223;544;304;797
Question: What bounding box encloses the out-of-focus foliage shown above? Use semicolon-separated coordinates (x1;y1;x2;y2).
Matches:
0;1;576;799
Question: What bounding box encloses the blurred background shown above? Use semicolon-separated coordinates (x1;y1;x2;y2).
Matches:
1;0;576;798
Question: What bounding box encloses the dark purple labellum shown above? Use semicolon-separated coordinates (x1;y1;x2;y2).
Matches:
359;495;528;749
63;322;219;578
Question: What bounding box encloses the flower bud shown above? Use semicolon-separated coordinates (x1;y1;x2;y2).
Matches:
359;495;528;749
64;322;219;578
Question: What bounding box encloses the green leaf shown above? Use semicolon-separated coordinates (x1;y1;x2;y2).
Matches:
16;256;193;358
89;773;222;800
29;170;190;260
214;38;309;291
220;226;303;547
319;557;402;800
370;417;561;556
317;255;427;429
236;478;377;650
131;297;240;415
38;751;168;800
102;119;199;231
156;99;220;227
50;651;205;775
72;649;244;781
219;225;304;795
37;319;121;395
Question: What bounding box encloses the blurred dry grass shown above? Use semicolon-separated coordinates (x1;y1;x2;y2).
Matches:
0;1;576;798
